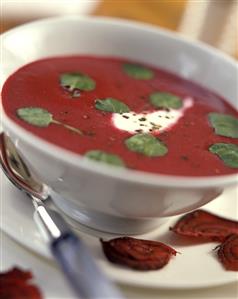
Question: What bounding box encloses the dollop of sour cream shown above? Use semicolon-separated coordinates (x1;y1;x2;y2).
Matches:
112;97;193;134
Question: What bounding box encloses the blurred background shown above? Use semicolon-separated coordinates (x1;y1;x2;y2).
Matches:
1;0;237;59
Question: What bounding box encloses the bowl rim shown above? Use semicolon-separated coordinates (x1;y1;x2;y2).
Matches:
1;15;238;188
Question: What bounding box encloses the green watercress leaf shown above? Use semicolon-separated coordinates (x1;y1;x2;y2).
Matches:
123;63;154;80
150;92;182;109
85;150;125;167
17;107;83;134
209;143;238;168
17;107;53;127
208;113;238;138
95;98;130;113
125;133;168;157
60;72;96;95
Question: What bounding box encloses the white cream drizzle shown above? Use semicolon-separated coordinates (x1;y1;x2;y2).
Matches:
112;97;193;134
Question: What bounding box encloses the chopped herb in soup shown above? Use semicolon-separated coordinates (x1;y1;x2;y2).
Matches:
2;56;238;176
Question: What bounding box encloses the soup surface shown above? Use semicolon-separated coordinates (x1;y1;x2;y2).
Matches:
2;56;238;176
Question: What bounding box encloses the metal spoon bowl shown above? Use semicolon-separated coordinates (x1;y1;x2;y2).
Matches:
0;133;48;200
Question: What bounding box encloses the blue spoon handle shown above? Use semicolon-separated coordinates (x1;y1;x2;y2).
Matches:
34;202;124;299
51;232;123;299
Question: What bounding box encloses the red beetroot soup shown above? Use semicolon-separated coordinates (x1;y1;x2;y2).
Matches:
2;56;238;176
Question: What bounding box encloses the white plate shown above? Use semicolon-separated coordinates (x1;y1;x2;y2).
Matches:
1;171;238;289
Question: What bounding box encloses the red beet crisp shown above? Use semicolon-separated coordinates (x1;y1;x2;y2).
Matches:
101;237;177;270
217;234;238;271
170;210;238;242
0;267;42;299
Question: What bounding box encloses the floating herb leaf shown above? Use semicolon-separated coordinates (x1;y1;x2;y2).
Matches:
60;72;96;96
125;133;168;157
209;143;238;168
85;150;125;167
17;107;82;135
95;98;130;113
150;92;182;109
17;107;53;127
123;63;154;80
208;113;238;138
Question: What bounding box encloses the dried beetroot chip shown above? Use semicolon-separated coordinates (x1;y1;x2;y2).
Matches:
0;267;43;299
170;210;238;242
0;267;32;282
217;234;238;271
0;283;42;299
101;237;177;270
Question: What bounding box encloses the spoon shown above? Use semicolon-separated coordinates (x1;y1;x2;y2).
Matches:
0;133;124;299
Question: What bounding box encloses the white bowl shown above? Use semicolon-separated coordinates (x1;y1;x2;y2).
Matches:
1;16;238;234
